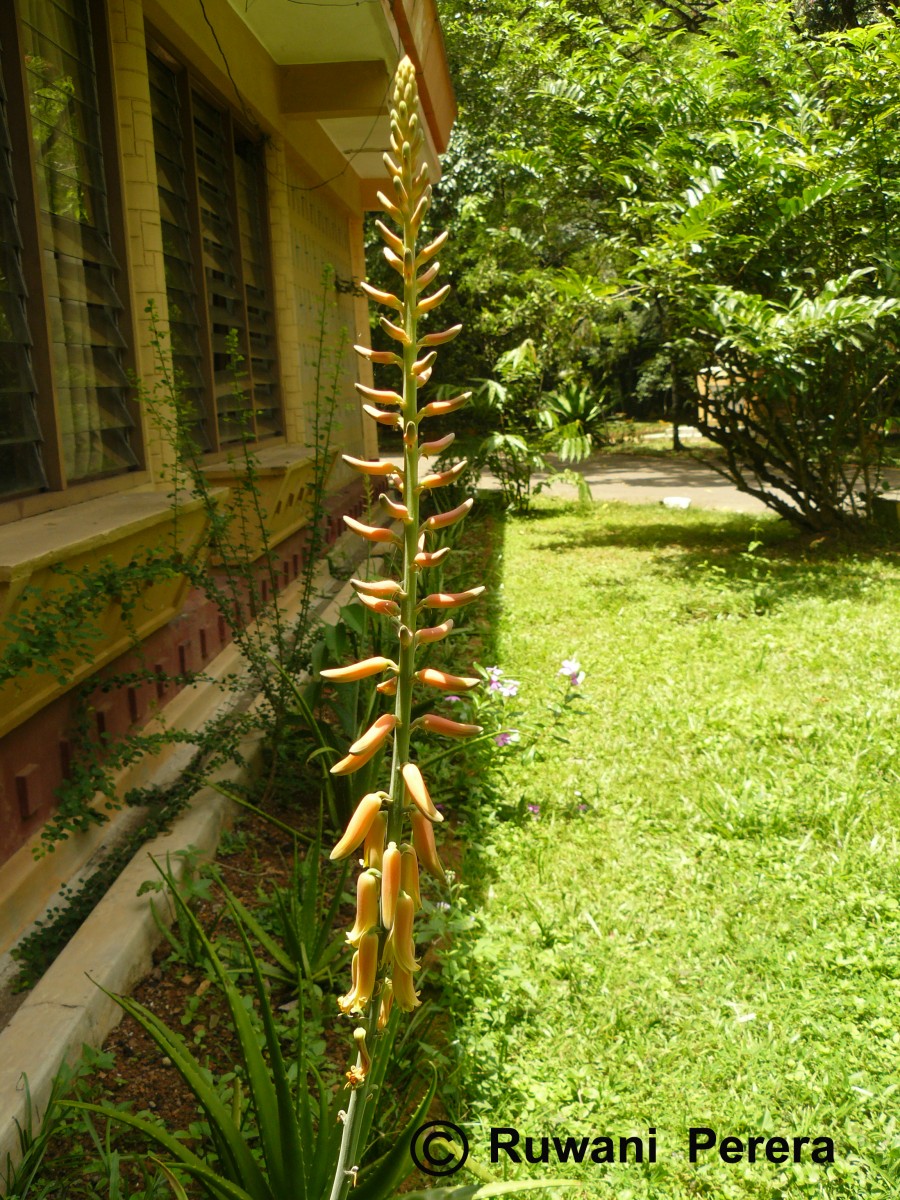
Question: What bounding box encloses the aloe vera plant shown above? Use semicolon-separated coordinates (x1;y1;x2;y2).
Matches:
321;55;485;1200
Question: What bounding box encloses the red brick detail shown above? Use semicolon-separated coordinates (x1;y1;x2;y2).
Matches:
0;476;370;865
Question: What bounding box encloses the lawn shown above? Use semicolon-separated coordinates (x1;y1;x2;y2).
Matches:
443;499;900;1200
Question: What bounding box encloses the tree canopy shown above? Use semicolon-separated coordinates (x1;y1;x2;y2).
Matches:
429;0;900;527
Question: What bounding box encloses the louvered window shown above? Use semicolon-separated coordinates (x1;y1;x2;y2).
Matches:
20;0;136;483
146;46;281;454
147;52;210;451
0;37;46;498
235;141;279;438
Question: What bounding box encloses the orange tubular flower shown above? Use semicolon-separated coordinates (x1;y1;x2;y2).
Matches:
417;714;483;738
419;324;462;348
342;454;401;476
355;383;403;406
392;964;422;1013
360;280;401;311
346;870;380;946
417;392;471;420
362;404;402;428
415;229;448;263
352;345;402;368
331;739;384;776
420;586;485;610
330;793;385;860
343;516;402;545
419;432;456;456
414;547;451;569
351;579;405;599
338;930;379;1014
356;594;401;618
422;498;474;531
349;714;398;757
379;494;411;521
401;845;422;910
402;762;442;822
416;668;480;692
378;315;411;345
385;893;419;973
321;656;396;682
415;619;454;645
415;284;451;315
419;462;468;490
410;809;446;883
362;812;387;871
381;842;401;930
376;677;398;696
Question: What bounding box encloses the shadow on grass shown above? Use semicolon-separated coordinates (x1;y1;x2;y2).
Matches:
523;500;899;609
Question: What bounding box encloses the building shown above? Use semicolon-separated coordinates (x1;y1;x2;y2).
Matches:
0;0;454;928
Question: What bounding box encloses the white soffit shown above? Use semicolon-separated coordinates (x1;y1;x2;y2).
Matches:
224;0;400;67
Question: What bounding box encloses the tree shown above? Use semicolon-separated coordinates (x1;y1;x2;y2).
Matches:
434;0;900;529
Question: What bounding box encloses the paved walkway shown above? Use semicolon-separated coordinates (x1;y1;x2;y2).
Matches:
484;453;771;513
481;453;900;516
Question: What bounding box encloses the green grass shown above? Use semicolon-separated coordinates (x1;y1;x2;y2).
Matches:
444;500;900;1200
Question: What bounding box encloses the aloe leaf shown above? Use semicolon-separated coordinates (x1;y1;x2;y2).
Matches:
217;878;295;978
64;1101;264;1200
147;864;287;1197
229;904;307;1200
84;990;269;1197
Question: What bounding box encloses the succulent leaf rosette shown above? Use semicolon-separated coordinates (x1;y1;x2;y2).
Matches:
320;56;482;1097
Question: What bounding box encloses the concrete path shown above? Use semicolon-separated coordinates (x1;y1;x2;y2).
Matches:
482;453;900;516
485;453;771;514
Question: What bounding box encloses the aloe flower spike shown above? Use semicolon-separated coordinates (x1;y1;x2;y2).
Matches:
328;55;484;1200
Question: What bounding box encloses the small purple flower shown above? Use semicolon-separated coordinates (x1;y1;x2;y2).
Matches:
494;729;520;747
559;656;585;687
527;803;541;817
445;694;462;704
499;679;520;699
578;803;588;812
486;666;505;693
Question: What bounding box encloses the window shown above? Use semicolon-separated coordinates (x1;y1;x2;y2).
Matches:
0;0;137;501
148;46;281;452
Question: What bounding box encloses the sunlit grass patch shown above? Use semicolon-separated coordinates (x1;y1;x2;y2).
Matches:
445;500;900;1200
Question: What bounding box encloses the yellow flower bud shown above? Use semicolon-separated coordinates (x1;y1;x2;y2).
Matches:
392;963;421;1012
362;811;387;870
385;892;419;974
410;809;446;883
378;980;394;1030
346;870;379;946
381;841;401;930
400;844;421;910
329;793;384;860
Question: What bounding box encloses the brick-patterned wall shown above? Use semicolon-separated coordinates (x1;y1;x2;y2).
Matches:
0;476;373;866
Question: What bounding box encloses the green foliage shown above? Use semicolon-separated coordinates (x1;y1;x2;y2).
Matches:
434;0;900;526
536;381;613;463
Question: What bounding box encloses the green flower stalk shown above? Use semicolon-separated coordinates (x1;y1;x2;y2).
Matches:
322;54;481;1200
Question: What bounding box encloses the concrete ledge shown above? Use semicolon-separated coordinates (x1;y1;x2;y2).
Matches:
0;770;240;1171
